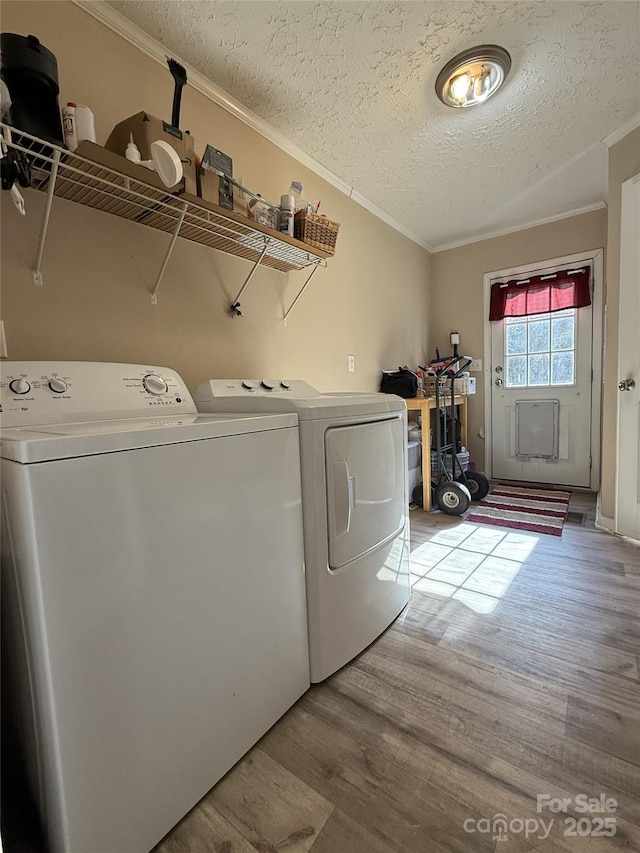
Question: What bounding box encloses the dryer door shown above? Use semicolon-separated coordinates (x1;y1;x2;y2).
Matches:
325;417;405;569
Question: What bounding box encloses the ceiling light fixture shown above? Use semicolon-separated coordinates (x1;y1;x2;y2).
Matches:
435;45;511;109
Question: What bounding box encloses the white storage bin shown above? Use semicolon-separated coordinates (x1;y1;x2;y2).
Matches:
431;449;469;473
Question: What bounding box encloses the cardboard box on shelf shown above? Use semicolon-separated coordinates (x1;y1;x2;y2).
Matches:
105;112;196;195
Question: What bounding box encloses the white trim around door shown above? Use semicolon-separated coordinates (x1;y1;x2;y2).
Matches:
482;249;604;491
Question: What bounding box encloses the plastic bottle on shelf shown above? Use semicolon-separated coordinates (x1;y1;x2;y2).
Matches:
278;194;295;237
75;105;96;144
62;102;77;150
125;133;141;163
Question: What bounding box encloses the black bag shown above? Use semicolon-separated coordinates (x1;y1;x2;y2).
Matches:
379;368;418;398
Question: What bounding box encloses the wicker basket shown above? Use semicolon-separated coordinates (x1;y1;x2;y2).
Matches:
423;374;451;397
294;211;340;255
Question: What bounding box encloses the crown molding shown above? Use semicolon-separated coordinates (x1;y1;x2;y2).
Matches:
72;0;431;251
432;201;607;253
602;112;640;149
348;188;435;251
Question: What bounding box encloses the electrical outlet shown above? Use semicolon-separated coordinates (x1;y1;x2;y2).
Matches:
347;354;355;372
470;359;482;372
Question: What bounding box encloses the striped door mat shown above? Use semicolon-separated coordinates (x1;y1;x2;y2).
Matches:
466;484;571;536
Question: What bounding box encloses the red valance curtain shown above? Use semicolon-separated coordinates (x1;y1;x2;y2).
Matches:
489;267;591;321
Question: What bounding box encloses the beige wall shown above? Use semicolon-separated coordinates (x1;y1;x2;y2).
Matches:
600;126;640;520
0;1;431;393
430;209;608;469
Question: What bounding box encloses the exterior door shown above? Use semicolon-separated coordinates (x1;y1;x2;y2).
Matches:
615;173;640;538
490;269;593;487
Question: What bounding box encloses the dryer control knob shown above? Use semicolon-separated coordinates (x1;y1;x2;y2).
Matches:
260;380;275;390
48;377;68;394
143;374;168;396
280;381;291;390
9;378;31;395
242;381;256;391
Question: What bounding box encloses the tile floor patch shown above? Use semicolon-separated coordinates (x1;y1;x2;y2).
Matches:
410;542;453;571
429;523;477;547
430;548;485;573
458;527;508;554
463;556;522;598
410;522;539;616
491;532;538;562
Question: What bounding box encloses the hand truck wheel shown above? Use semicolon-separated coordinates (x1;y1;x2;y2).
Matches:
456;470;490;501
435;481;471;515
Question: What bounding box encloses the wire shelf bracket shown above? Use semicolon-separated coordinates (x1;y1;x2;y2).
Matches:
32;149;61;286
283;263;321;325
150;201;188;305
228;237;272;317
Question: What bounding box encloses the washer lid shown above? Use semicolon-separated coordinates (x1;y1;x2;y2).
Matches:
0;412;297;463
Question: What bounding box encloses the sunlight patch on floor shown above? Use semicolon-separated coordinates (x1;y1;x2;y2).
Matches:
410;523;538;613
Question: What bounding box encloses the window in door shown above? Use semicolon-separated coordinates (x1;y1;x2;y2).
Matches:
504;308;576;389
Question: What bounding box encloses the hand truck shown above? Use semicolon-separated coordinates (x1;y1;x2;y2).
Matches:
415;356;490;514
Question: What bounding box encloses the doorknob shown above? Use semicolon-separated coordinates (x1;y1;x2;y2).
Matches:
495;378;503;387
618;378;636;391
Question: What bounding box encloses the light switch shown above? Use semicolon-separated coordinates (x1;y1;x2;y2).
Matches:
470;359;482;372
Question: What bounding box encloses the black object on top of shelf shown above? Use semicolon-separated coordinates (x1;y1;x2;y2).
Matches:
0;33;64;147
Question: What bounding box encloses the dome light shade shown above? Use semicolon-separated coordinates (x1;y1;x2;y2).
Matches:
436;45;511;108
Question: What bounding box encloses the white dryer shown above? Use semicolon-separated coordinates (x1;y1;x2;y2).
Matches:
0;362;309;853
193;379;411;682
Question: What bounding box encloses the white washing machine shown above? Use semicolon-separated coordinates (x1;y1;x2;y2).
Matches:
193;379;411;683
0;362;309;853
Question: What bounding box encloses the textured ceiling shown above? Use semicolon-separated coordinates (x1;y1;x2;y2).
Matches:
106;0;640;250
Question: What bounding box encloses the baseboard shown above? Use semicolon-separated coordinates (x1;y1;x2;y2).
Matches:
595;498;615;533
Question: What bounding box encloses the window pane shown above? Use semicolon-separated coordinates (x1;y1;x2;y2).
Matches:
528;353;550;386
506;356;526;387
528;319;550;353
551;351;575;385
551;315;575;351
505;322;527;355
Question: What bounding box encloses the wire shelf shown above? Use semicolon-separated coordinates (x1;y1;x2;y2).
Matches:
3;125;329;275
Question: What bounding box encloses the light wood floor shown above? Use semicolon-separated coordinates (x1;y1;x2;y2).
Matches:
155;492;640;853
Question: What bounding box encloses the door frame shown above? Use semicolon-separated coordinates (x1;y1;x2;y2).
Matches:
614;173;640;537
482;248;604;490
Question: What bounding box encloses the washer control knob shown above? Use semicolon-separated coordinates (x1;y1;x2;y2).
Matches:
242;380;256;391
143;374;168;396
48;377;68;394
260;380;275;390
9;378;31;395
280;381;291;390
